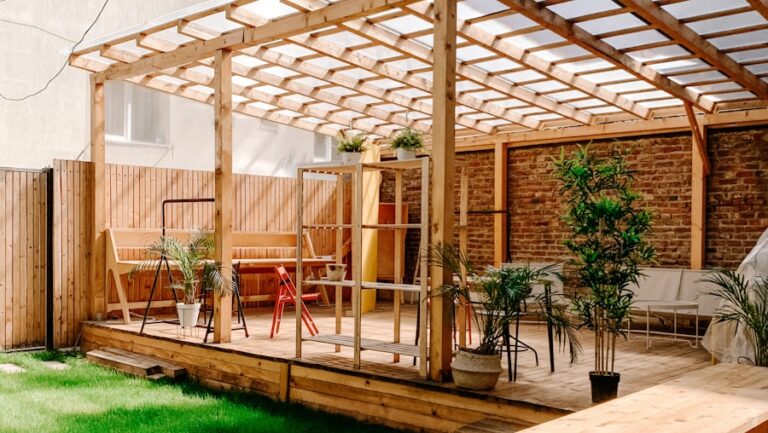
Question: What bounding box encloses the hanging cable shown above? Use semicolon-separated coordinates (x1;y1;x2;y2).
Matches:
0;0;110;102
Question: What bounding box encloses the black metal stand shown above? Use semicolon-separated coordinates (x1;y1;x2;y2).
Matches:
203;262;249;343
140;198;214;335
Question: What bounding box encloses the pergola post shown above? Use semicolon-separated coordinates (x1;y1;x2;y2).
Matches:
213;48;234;343
685;103;709;270
89;79;107;320
494;142;508;267
429;0;457;382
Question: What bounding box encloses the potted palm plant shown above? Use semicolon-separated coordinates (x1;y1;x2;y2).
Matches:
131;230;235;329
702;270;768;367
337;130;368;163
390;127;423;160
553;145;655;403
432;243;580;390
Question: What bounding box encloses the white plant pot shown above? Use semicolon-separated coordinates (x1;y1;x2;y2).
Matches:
450;349;502;390
395;148;416;160
341;152;362;163
176;302;201;329
326;263;347;281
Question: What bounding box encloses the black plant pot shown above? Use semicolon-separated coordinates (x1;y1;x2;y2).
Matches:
589;371;620;404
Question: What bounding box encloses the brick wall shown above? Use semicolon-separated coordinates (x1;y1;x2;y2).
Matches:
379;125;768;277
507;133;694;267
380;151;495;281
706;127;768;268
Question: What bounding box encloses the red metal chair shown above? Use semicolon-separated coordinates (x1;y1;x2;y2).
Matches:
270;265;320;338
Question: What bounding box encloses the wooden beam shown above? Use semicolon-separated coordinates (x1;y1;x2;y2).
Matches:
618;0;768;100
89;80;107;321
684;103;710;175
213;48;233;343
453;106;768;150
493;142;508;267
690;125;707;270
429;0;456;383
747;0;768;20
685;102;708;270
91;0;419;82
499;0;715;113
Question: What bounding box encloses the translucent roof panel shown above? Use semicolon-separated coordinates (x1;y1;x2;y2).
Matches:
458;0;507;21
663;0;750;20
547;0;621;20
69;0;768;141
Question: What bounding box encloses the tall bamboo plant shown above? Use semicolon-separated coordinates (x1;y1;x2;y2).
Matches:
131;230;235;304
702;269;768;367
431;243;581;361
553;145;655;376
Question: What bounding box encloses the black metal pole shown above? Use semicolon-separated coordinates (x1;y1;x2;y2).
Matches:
45;168;54;351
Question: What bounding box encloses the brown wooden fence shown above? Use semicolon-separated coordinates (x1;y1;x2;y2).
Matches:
3;160;341;349
0;168;48;350
52;160;90;348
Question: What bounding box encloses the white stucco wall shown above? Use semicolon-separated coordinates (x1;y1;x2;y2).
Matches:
0;0;317;175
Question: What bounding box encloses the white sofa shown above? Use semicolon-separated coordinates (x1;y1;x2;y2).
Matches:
629;267;720;317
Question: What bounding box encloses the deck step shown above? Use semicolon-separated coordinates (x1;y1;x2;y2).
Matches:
101;347;186;378
457;417;532;433
86;348;186;380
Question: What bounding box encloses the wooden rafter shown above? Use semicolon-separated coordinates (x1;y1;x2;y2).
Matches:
341;17;594;124
747;0;768;20
90;0;420;82
498;0;717;112
405;2;651;119
618;0;768;100
224;6;519;131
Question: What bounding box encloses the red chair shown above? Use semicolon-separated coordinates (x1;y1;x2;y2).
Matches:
270;265;320;338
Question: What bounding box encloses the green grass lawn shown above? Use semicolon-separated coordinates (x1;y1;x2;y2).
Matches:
0;351;398;433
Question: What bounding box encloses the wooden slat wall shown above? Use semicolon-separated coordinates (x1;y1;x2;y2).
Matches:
53;161;339;328
0;168;48;350
52;160;90;348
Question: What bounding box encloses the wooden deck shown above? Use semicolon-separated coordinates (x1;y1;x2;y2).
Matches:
518;363;768;433
85;302;711;422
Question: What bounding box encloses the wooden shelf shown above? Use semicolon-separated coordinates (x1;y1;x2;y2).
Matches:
303;224;353;229
304;334;423;357
298;157;427;175
305;279;421;293
362;223;421;229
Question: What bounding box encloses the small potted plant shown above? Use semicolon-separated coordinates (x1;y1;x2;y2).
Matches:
702;269;768;367
337;130;368;163
431;243;580;390
132;230;235;331
553;144;655;403
390;127;423;160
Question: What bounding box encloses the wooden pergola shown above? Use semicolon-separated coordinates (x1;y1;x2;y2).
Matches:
69;0;768;381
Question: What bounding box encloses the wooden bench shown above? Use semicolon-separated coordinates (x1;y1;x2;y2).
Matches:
106;228;333;323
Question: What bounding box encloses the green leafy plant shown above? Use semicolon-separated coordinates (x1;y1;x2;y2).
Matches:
336;130;368;153
553;144;655;376
702;269;768;367
131;230;235;304
430;242;580;360
390;127;424;150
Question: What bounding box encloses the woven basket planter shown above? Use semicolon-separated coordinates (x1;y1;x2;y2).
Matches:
450;349;502;390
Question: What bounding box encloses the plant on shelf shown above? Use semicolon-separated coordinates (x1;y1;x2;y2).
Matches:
131;230;235;330
431;242;580;390
390;127;423;160
337;130;368;163
553;144;655;403
701;269;768;367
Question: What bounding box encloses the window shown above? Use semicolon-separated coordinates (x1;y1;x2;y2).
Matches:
105;81;170;146
313;133;340;162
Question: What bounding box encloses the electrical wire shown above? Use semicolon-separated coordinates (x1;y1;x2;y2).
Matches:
0;0;110;102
